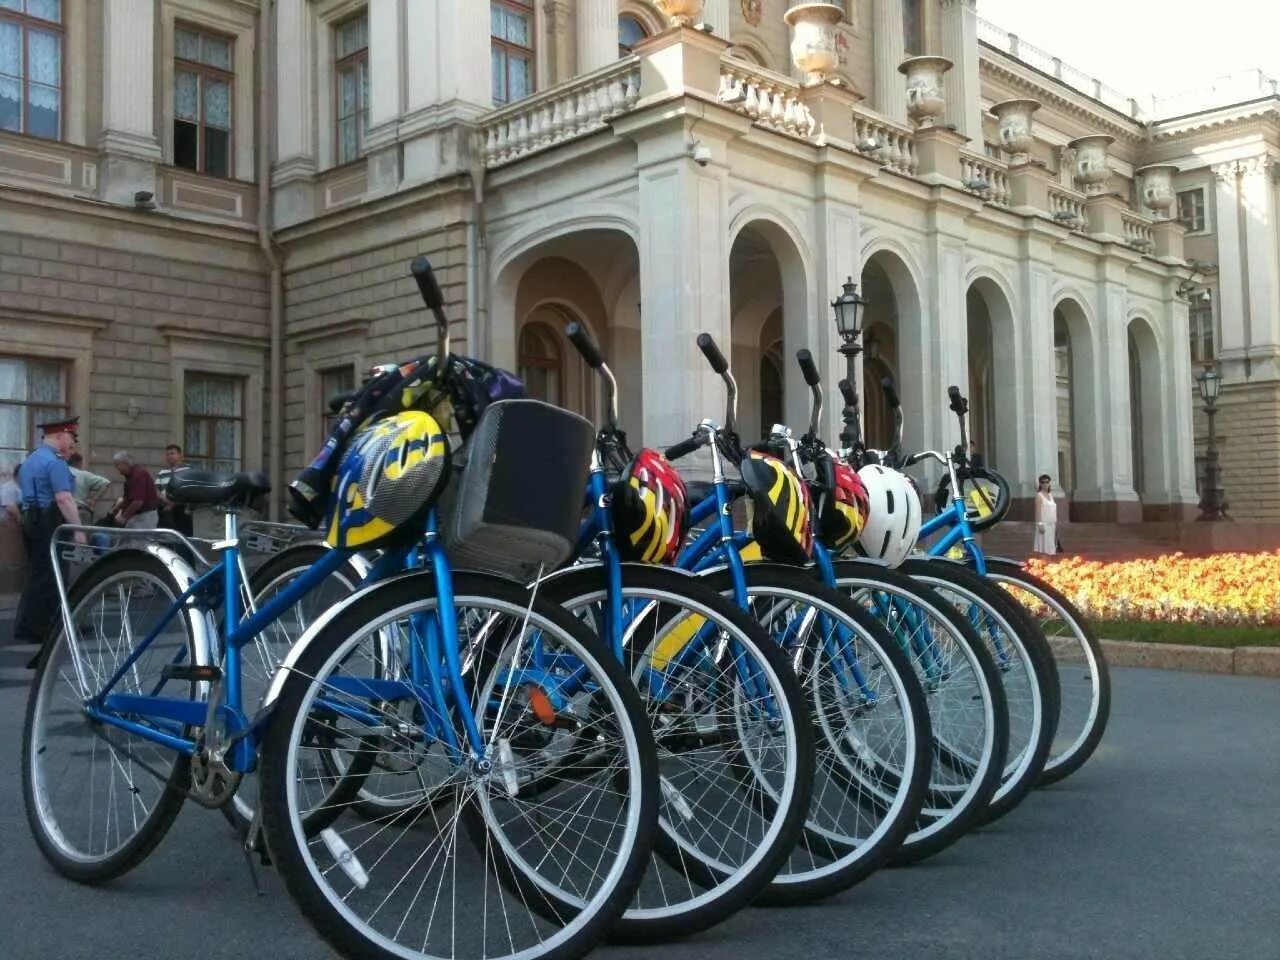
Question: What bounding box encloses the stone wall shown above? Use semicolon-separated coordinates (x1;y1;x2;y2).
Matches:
0;199;269;591
1196;382;1280;520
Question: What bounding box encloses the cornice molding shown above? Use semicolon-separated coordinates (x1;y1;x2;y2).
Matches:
979;49;1145;144
1151;101;1280;140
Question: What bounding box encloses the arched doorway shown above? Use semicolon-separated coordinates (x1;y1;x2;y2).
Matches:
729;220;812;444
858;250;921;453
1128;315;1164;509
964;277;1021;483
492;229;641;429
1052;297;1100;513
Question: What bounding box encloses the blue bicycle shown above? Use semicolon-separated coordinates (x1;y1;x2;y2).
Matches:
21;260;659;960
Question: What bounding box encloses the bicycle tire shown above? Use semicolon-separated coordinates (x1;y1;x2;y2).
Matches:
900;558;1059;825
259;571;658;960
829;558;1009;864
23;549;195;883
985;559;1110;785
698;564;931;903
541;564;814;943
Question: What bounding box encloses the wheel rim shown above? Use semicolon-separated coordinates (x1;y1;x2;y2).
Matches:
275;594;647;960
27;569;191;866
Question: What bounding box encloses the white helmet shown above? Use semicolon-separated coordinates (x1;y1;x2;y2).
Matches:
854;464;921;567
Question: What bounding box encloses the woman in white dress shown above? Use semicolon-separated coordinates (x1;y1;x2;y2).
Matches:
1033;474;1057;555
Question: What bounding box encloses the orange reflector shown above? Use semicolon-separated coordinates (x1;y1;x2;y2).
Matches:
526;685;557;726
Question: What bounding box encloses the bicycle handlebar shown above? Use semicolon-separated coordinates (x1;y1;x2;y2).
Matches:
565;322;619;430
695;332;738;437
796;349;822;440
411;257;450;364
665;433;704;462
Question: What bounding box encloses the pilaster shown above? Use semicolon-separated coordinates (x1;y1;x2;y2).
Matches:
636;26;731;101
912;126;966;187
1240;155;1280;380
577;0;618;74
1212;161;1248;380
799;81;862;148
872;0;908;122
1014;227;1058;512
98;0;161;204
1005;161;1051;215
1083;193;1129;243
1161;276;1201;515
702;0;732;36
939;0;981;144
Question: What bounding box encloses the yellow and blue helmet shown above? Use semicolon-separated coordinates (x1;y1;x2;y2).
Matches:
740;450;813;564
326;411;450;550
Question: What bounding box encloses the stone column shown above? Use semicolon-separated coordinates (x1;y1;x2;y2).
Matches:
1212;162;1247;378
99;0;161;204
273;0;315;227
939;0;981;144
1240;156;1280;380
1080;261;1141;521
364;0;404;194
872;0;908;122
702;0;732;36
1161;278;1201;517
1013;230;1059;514
577;0;618;75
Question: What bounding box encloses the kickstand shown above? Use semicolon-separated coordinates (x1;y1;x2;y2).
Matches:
239;810;270;896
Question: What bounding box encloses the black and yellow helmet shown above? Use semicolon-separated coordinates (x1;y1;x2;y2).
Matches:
739;450;813;564
326;411;450;550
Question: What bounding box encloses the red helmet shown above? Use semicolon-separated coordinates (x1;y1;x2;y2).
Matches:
611;448;688;564
814;458;871;550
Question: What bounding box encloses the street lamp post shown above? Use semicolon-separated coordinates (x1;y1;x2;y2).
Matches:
831;276;866;449
1195;363;1229;521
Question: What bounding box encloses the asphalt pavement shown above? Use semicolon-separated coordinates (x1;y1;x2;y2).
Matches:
0;630;1276;960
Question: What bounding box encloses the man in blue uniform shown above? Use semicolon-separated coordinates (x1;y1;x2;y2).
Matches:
14;416;86;668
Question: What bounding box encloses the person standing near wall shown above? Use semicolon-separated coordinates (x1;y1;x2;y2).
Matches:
1;464;20;524
1033;473;1058;555
67;452;111;523
110;452;161;530
156;444;193;536
14;418;85;668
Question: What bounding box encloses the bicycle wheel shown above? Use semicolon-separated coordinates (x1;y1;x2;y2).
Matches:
985;559;1110;785
23;549;199;882
542;564;813;942
699;564;931;904
900;558;1059;824
259;571;658;960
225;542;374;834
829;559;1008;864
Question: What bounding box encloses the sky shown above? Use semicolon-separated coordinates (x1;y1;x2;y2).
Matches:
976;0;1280;105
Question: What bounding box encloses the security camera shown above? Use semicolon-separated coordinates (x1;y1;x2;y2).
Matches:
691;142;712;167
1199;288;1212;302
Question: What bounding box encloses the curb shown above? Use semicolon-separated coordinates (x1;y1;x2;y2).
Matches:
1100;639;1280;678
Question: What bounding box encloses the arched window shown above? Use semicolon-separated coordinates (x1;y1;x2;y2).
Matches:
518;322;562;406
618;14;648;56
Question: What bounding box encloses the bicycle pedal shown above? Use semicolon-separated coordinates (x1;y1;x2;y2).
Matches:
161;664;223;683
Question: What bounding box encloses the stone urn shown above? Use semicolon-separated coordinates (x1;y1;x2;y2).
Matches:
783;3;844;85
899;55;953;129
653;0;705;27
991;98;1040;163
1068;134;1115;195
1136;163;1179;218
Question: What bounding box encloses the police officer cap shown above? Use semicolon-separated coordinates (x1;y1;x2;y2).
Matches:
37;415;79;436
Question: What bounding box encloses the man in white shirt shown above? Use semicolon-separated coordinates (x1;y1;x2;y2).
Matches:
67;452;111;522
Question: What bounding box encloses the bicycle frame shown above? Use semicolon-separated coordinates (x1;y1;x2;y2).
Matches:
67;506;487;778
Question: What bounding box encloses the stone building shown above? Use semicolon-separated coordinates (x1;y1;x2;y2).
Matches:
1;0;1278;589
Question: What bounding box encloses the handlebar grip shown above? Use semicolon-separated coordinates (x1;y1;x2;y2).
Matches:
564;323;604;369
411;257;446;316
838;378;859;409
796;349;820;387
881;376;900;409
664;435;703;462
947;384;968;414
696;333;729;375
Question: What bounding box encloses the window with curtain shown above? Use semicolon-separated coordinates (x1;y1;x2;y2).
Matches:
1188;297;1215;364
618;14;648;56
174;24;234;176
335;12;369;165
903;0;923;56
518;324;561;406
184;374;244;472
0;0;63;140
0;356;67;474
491;0;533;105
319;364;355;444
